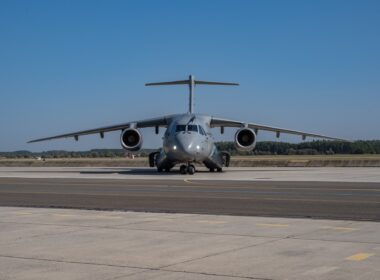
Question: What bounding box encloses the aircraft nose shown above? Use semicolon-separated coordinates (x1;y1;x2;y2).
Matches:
175;133;200;158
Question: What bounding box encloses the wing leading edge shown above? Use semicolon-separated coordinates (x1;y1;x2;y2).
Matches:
210;117;346;141
28;115;172;143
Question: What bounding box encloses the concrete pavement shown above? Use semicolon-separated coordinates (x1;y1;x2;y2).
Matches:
0;207;379;280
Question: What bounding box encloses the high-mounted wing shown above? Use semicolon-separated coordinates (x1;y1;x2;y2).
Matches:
210;117;346;141
28;115;172;143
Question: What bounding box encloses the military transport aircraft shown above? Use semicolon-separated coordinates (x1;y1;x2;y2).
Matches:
29;75;344;174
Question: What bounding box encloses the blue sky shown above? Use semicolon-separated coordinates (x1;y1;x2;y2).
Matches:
1;0;379;152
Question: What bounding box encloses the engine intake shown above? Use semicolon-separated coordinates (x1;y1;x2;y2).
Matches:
234;128;256;151
120;128;142;151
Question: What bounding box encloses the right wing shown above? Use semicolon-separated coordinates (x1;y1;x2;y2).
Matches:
28;115;173;143
210;116;346;141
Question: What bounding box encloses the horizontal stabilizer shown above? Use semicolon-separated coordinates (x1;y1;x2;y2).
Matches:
145;78;239;86
145;80;189;86
195;80;239;86
145;75;239;113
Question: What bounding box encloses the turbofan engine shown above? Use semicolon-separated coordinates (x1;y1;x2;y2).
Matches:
234;128;256;151
120;128;143;151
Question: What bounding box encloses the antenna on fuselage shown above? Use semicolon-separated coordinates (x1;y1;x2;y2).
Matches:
145;75;239;114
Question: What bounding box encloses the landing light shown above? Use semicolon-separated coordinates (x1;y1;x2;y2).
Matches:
173;145;177;150
196;145;200;150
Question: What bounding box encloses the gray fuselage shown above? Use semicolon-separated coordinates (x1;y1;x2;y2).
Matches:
155;114;224;170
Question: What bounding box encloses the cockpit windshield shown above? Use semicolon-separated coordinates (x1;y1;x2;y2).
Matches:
187;125;198;132
175;125;186;132
175;124;202;133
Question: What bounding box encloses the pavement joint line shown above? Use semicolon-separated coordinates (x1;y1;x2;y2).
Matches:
142;268;274;280
0;228;91;246
0;254;154;270
159;237;282;271
0;255;272;280
104;269;152;280
2;219;380;245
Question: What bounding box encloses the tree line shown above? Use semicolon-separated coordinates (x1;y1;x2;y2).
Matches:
216;140;380;155
1;141;380;158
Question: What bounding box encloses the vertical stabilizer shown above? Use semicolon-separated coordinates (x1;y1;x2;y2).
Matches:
145;75;239;113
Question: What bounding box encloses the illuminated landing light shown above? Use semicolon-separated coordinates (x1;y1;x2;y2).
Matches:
188;144;192;149
196;145;200;150
173;145;177;150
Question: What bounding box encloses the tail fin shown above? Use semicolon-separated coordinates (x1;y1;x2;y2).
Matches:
145;75;239;113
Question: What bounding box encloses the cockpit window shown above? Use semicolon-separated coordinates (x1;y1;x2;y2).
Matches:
175;124;198;133
199;125;206;135
175;125;186;132
187;125;198;132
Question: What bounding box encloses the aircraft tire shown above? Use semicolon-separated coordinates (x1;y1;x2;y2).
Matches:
187;165;195;175
180;165;187;175
217;168;223;172
157;167;163;172
209;168;215;172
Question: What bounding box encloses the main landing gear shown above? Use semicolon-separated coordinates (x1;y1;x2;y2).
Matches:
180;164;196;175
209;168;223;172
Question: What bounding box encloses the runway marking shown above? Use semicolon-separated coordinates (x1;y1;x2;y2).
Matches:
12;211;33;215
181;179;380;192
53;214;76;217
262;197;380;204
198;220;227;224
94;215;123;219
256;223;289;228
345;253;374;261
321;226;359;231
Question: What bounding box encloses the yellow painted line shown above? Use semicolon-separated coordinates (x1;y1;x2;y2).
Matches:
346;253;374;261
53;214;76;217
13;211;33;215
256;223;289;228
321;226;359;231
94;215;122;219
198;220;227;224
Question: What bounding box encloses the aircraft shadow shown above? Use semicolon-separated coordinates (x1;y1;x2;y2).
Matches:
80;168;296;176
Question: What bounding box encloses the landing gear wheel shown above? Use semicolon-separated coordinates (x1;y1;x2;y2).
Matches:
187;165;195;175
209;168;215;172
216;168;223;172
165;168;171;172
180;165;187;175
157;167;163;173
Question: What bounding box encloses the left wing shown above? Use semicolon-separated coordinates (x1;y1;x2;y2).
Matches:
28;115;173;143
210;116;346;141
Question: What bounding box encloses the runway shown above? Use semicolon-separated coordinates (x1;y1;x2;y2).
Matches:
0;168;379;221
1;167;380;279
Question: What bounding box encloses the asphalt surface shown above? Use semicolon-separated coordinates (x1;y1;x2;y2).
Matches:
0;177;379;221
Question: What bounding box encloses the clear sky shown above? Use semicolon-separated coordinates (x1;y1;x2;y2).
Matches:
1;0;379;152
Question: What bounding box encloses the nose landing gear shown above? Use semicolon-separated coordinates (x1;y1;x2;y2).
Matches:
180;164;196;175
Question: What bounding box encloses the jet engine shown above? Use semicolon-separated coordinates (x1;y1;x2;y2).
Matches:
120;128;143;151
234;128;256;151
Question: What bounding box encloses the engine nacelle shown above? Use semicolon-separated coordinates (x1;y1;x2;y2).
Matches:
120;128;143;151
234;128;256;152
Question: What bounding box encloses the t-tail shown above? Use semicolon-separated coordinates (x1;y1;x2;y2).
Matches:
145;75;239;114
